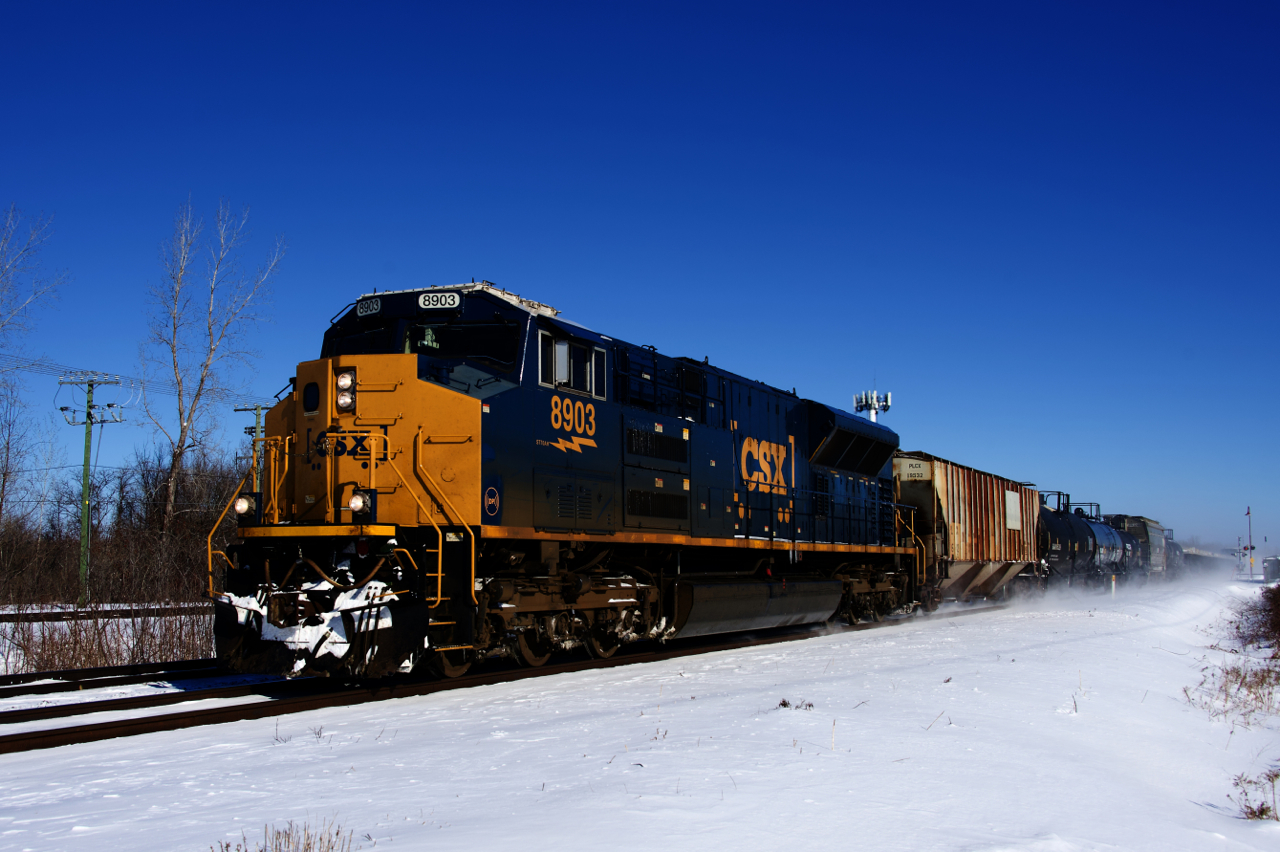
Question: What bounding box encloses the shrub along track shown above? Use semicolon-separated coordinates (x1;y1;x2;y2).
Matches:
0;604;1005;755
0;605;210;624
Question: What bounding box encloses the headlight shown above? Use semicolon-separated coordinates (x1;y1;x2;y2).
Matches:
336;390;355;410
234;495;255;515
349;492;370;513
336;371;356;391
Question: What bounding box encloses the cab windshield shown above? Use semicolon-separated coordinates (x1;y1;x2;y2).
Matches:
404;321;521;372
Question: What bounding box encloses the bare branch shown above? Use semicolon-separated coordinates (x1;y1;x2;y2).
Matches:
141;199;284;531
0;204;66;362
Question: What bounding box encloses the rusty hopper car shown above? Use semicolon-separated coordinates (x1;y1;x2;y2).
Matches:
892;451;1041;603
210;283;921;678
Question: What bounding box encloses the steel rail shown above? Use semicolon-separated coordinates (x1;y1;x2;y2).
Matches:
0;677;310;726
0;658;218;689
0;604;1006;756
0;662;224;700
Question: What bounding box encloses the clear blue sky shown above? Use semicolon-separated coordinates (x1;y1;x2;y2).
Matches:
2;2;1276;551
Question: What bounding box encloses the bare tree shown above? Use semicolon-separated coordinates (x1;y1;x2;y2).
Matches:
0;204;65;525
0;204;65;359
143;199;284;533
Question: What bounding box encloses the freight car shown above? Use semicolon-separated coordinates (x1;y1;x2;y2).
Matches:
210;283;922;678
1035;494;1183;584
1105;514;1171;578
1036;494;1138;584
893;452;1042;602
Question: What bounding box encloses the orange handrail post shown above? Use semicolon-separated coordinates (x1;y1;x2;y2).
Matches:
207;471;251;599
414;428;477;606
361;433;451;607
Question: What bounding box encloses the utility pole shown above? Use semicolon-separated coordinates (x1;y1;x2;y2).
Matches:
234;404;265;490
1247;506;1254;580
58;374;123;607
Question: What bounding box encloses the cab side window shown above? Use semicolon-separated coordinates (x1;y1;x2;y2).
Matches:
539;330;606;399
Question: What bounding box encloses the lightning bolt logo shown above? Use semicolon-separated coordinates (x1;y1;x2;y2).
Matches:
550;436;598;453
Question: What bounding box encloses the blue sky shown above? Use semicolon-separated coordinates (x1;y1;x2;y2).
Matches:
2;2;1276;551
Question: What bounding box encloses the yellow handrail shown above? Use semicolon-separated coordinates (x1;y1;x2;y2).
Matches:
392;547;420;572
246;435;292;524
895;508;927;604
268;435;291;523
414;428;477;606
360;434;451;608
207;471;251;598
215;429;474;611
391;546;447;607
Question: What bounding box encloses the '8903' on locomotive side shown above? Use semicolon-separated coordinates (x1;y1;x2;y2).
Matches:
211;283;924;678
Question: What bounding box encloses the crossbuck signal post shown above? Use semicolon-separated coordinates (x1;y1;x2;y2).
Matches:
58;373;124;607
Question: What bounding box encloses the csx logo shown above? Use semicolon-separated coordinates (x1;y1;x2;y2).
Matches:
314;430;374;457
740;436;789;494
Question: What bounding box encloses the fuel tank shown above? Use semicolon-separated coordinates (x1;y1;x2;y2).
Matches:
671;580;843;638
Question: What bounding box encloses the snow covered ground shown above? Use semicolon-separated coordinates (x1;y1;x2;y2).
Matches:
2;577;1278;851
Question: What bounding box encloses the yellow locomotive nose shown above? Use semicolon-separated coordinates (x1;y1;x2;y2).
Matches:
213;352;483;677
261;353;482;529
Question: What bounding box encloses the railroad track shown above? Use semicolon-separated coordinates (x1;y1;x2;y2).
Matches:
0;675;307;725
0;603;1006;756
0;658;224;699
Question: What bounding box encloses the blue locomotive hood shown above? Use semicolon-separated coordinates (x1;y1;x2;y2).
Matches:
802;400;899;478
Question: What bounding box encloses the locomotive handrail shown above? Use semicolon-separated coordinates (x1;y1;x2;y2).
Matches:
392;547;419;574
894;507;927;604
328;300;356;324
207;471;252;598
211;550;236;584
413;427;477;606
354;379;401;392
251;435;292;524
270;436;292;523
358;433;449;608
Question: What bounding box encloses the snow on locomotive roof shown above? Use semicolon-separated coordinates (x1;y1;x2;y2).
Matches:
356;282;561;318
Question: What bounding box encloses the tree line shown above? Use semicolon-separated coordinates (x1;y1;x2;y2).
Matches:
0;200;285;605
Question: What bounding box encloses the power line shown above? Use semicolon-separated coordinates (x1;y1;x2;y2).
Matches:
0;354;277;408
0;463;243;477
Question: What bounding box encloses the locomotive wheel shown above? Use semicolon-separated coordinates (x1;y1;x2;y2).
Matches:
921;588;940;613
516;630;552;667
584;628;620;660
428;649;472;678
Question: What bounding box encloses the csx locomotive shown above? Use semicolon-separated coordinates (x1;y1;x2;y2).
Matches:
211;283;923;678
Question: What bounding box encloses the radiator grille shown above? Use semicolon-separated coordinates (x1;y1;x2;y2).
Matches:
626;428;687;463
626;489;688;520
556;485;594;520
